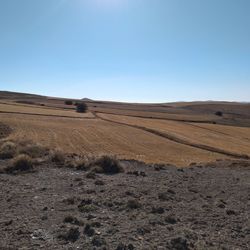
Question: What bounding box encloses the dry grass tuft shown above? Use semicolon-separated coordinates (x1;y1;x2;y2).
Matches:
58;227;80;243
0;141;17;159
5;154;33;174
50;150;66;165
75;158;91;171
91;155;124;174
19;143;49;158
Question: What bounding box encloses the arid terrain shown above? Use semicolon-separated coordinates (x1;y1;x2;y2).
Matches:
0;91;250;249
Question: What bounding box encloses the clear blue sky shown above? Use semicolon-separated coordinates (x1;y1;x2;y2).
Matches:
0;0;249;102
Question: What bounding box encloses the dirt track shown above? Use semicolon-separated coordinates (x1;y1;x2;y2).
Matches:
0;159;250;249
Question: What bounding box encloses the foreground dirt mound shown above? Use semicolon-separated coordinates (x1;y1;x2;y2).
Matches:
0;159;250;249
0;122;12;139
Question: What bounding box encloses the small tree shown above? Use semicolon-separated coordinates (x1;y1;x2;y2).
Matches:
65;100;73;105
76;103;88;113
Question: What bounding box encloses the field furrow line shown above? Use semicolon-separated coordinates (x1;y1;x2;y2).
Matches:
96;113;250;160
94;110;215;124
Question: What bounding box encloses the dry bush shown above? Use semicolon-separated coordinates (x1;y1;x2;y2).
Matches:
90;155;123;174
63;215;84;226
5;154;33;174
19;143;49;158
75;158;91;171
215;111;223;117
50;150;76;168
65;100;73;105
50;150;66;165
0;141;17;159
58;227;80;243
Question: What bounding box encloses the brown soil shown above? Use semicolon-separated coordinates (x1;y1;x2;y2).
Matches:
0;158;249;249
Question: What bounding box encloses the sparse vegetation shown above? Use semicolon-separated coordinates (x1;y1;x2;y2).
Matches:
91;236;106;247
63;215;84;226
92;155;124;174
16;100;36;105
65;100;73;105
50;150;65;165
85;171;96;179
19;143;48;158
58;227;80;243
0;153;246;249
5;154;33;174
215;111;223;116
75;158;90;171
0;141;17;159
78;204;97;213
84;224;95;237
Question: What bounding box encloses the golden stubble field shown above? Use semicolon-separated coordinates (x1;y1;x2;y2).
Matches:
1;97;250;166
98;113;250;157
0;102;94;118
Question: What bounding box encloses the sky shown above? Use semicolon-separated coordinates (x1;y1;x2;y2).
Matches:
0;0;249;103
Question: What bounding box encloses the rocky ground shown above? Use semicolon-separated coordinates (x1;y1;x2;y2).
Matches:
0;156;250;250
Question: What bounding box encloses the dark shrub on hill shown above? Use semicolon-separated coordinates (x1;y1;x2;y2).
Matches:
58;227;80;243
215;111;223;117
16;100;35;105
65;100;73;105
5;154;33;174
50;150;66;165
63;215;84;226
76;103;87;113
92;155;123;174
0;141;17;159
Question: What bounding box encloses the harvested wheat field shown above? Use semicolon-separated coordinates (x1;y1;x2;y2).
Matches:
0;112;224;166
97;113;250;158
0;102;94;118
1;92;250;165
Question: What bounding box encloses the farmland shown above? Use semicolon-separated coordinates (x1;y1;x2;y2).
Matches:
0;112;223;166
0;91;250;165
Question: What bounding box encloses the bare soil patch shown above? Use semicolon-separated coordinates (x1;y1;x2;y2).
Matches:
0;157;249;249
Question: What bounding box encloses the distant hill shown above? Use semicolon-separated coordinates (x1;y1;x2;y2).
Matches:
0;90;249;118
0;91;46;100
81;98;93;102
